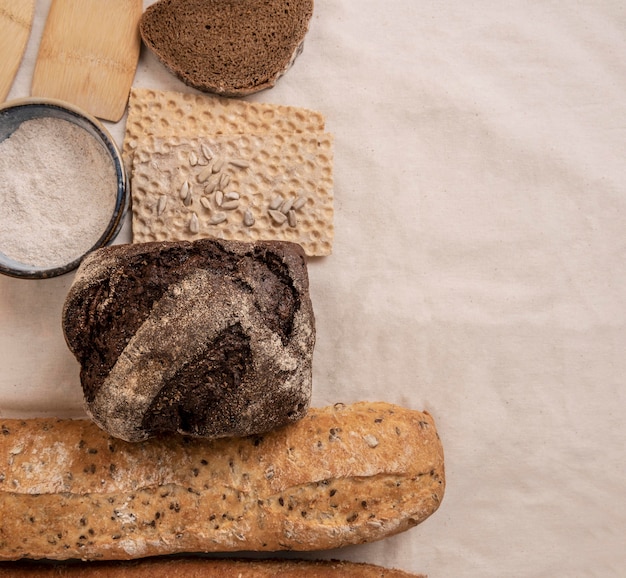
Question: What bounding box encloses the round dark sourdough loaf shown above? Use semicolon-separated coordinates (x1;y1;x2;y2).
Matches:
62;238;315;442
139;0;314;96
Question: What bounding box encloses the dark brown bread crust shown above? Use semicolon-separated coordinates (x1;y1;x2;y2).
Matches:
139;0;314;96
0;557;425;577
62;238;315;442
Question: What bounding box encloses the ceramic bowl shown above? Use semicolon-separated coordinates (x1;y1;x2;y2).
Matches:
0;98;128;279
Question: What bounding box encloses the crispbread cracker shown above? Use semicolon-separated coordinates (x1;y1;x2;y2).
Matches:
131;133;334;256
123;87;326;170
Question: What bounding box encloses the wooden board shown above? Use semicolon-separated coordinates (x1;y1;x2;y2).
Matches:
31;0;142;122
0;0;36;102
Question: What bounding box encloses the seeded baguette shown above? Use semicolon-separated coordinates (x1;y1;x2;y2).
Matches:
0;556;425;577
0;402;444;561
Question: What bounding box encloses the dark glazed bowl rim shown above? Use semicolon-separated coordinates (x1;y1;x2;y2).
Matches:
0;97;128;279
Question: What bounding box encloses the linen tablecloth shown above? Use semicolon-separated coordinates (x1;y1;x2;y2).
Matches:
1;1;624;575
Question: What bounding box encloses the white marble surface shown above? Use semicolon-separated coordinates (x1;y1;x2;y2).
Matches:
1;1;625;575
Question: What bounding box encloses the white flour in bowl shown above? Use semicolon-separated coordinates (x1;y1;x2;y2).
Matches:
0;116;117;268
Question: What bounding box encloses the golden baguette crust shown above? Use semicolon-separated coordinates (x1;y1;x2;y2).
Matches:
0;556;425;577
0;402;444;561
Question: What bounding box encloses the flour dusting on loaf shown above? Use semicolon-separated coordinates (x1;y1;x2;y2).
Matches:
62;238;315;442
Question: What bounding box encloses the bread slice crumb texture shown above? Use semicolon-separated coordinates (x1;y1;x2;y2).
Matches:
140;0;314;96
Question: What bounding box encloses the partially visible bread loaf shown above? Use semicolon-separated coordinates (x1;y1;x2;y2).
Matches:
139;0;314;96
0;402;445;561
62;238;315;442
0;557;425;577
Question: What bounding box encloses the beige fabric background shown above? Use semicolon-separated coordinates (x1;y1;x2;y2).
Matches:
1;1;625;575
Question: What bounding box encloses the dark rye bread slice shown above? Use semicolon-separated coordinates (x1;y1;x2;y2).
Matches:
139;0;314;97
62;238;315;442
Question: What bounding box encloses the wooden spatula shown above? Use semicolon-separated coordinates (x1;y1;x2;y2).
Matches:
0;0;36;102
31;0;142;122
